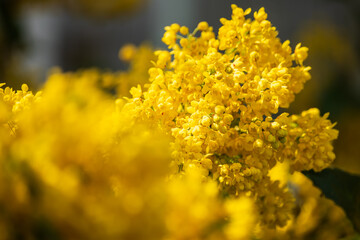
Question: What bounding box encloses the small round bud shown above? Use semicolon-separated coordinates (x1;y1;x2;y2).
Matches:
215;72;223;80
253;139;264;148
213;114;221;123
271;122;280;130
223;114;234;125
180;26;189;35
180;38;189;47
21;84;29;92
277;129;288;138
119;44;136;61
271;141;280;149
267;134;276;143
197;21;209;31
225;65;233;74
201;116;211;127
170;23;180;32
215;105;226;115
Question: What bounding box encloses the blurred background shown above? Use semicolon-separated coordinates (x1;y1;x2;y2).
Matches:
1;0;360;173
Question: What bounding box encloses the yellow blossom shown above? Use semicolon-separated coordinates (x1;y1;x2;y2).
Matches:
197;21;209;31
119;43;137;61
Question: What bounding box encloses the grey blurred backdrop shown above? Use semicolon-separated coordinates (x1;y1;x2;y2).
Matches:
17;0;358;78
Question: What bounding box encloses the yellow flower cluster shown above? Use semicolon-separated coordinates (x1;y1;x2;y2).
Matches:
284;172;355;240
0;75;259;239
124;4;338;228
266;162;355;239
290;24;360;174
274;109;338;172
0;3;344;239
165;168;257;240
0;83;42;135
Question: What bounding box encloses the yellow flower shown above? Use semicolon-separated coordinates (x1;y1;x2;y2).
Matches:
197;21;209;31
293;43;309;65
130;84;142;98
162;29;177;47
119;43;137;61
179;26;189;35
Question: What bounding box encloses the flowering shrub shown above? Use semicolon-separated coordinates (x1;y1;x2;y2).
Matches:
0;4;352;240
124;4;338;228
